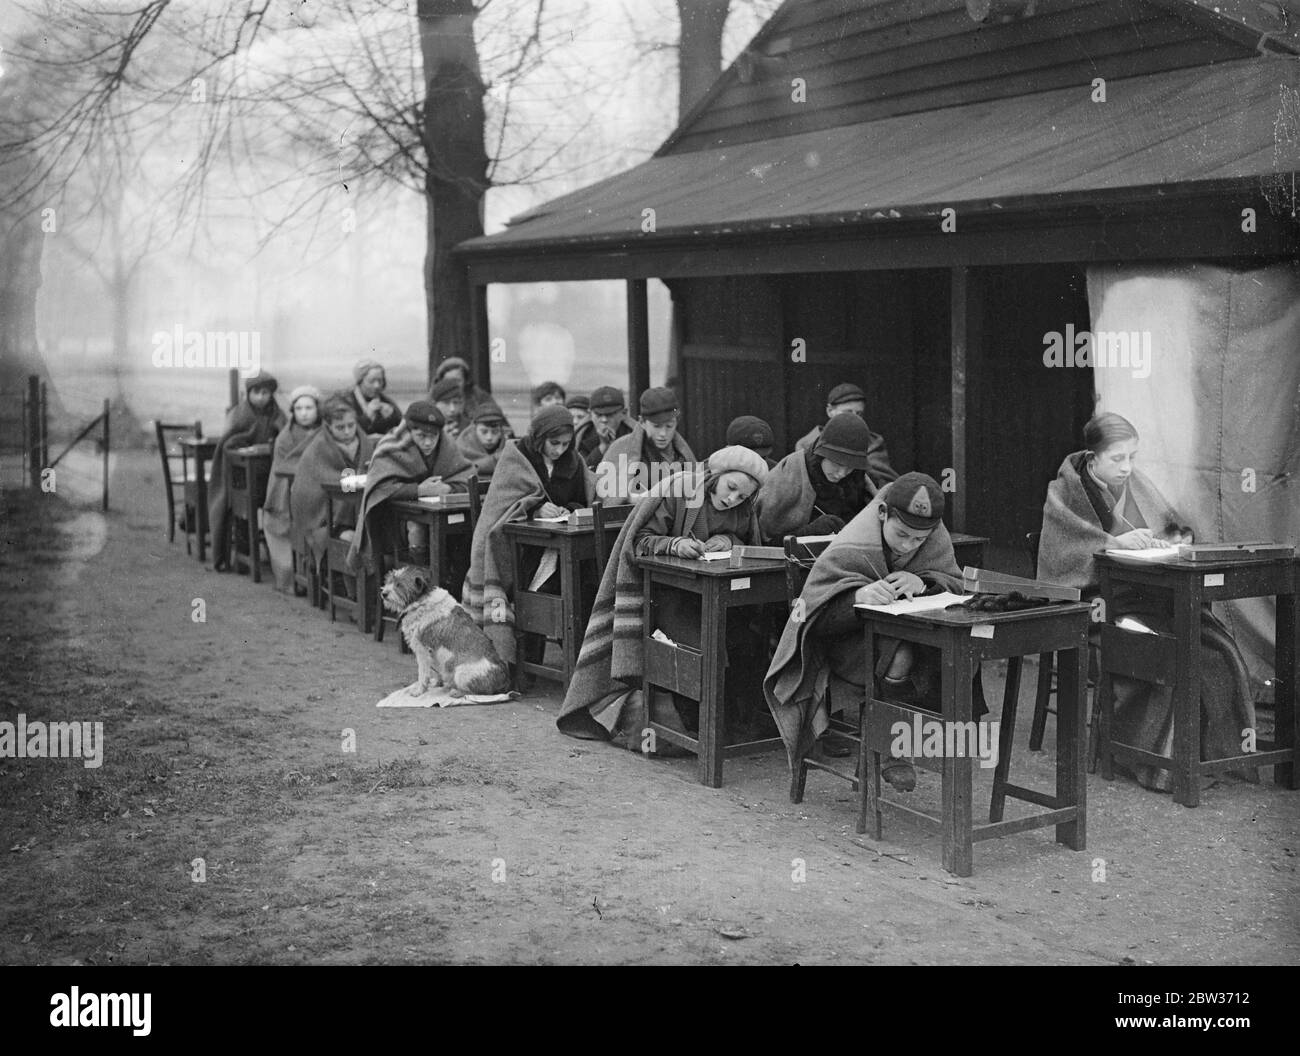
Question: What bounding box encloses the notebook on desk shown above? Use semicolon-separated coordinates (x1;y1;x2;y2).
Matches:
855;591;967;615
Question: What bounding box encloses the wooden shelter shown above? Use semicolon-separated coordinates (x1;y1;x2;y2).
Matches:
456;0;1299;555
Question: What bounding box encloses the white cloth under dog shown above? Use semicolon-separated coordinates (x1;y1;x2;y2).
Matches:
377;685;516;708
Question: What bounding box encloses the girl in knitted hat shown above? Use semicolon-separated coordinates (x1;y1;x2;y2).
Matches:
558;446;773;750
263;385;323;592
209;371;285;571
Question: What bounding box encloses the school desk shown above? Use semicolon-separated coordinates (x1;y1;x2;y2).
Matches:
388;495;476;592
225;446;273;582
1094;552;1297;807
179;436;217;562
634;553;788;788
502;510;631;687
321;480;371;630
856;600;1092;877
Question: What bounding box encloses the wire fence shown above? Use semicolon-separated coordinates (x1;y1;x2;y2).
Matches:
0;375;110;509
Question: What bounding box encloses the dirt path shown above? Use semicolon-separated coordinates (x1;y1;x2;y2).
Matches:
1;454;1296;964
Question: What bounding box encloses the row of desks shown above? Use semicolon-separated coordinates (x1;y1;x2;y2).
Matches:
174;434;1296;873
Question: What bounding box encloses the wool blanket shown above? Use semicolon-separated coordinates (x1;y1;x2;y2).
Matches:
793;422;898;487
763;485;962;766
456;425;504;477
462;440;594;662
289;430;376;560
557;469;760;749
754;449;880;543
207;397;286;563
346;424;476;572
262;422;321;537
1037;450;1255;790
594;424;696;503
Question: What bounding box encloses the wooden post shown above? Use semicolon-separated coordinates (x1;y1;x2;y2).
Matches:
38;379;48;479
101;398;110;512
469;282;492;394
25;374;39;488
950;267;984;532
627;279;651;402
228;368;239;411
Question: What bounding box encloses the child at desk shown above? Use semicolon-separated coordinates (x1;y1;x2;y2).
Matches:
209;371;286;572
346;401;477;588
1037;412;1254;792
463;406;596;668
263;385;322;593
557;446;770;751
764;472;986;789
290;397;376;577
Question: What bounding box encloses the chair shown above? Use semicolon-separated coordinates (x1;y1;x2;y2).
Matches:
155;420;201;549
783;535;865;803
322;487;371;632
226;451;272;582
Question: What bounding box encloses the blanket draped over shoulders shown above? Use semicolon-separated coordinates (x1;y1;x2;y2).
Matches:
594;424;697;502
462;440;594;662
557;470;759;749
289;431;376;559
346;425;476;572
1036;451;1255;790
456;426;502;477
763;485;961;766
263;422;320;536
207;399;286;562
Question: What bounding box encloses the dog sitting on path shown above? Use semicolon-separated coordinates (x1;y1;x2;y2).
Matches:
380;566;511;698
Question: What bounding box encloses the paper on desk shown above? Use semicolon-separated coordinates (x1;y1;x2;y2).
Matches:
1115;615;1158;635
855;590;967;614
1103;546;1181;563
697;550;732;561
527;548;559;592
532;513;570;523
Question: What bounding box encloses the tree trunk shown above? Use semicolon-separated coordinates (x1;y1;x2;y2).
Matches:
417;0;489;389
676;0;730;117
0;211;48;393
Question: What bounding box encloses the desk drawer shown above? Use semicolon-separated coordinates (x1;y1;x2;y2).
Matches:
1100;624;1176;686
645;638;702;699
516;591;563;634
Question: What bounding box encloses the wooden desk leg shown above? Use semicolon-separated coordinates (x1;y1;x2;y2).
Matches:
941;636;974;877
1172;582;1201;807
1276;590;1298;790
1096;567;1115;780
699;581;725;789
1056;636;1088;850
195;461;208;562
641;568;654;753
989;656;1022;823
251;508;262;583
857;624;881;838
561;544;581;683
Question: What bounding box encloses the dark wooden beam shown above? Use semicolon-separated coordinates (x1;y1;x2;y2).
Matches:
462;188;1298;284
627;279;651;401
468;283;491;393
950;266;984;533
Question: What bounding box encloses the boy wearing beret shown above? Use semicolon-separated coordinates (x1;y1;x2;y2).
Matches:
574;385;633;468
765;472;984;785
595;387;697;502
795;382;899;491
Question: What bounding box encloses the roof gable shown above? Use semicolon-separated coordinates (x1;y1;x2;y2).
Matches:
661;0;1297;155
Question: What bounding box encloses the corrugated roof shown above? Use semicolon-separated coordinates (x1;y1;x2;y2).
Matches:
460;59;1299;256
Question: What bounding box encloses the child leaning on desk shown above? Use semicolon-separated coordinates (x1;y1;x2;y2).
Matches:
764;472;988;791
557;447;772;750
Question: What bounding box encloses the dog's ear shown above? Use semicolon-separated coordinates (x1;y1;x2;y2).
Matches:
413;571;428;594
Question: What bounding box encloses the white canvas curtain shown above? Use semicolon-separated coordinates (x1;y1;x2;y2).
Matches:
1087;261;1300;693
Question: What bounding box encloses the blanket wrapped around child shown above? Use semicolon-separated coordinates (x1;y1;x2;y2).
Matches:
557;468;760;750
1038;452;1255;791
594;423;696;502
755;449;880;543
289;430;377;562
262;420;320;539
346;423;476;572
207;381;286;566
462;440;594;663
763;486;962;767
